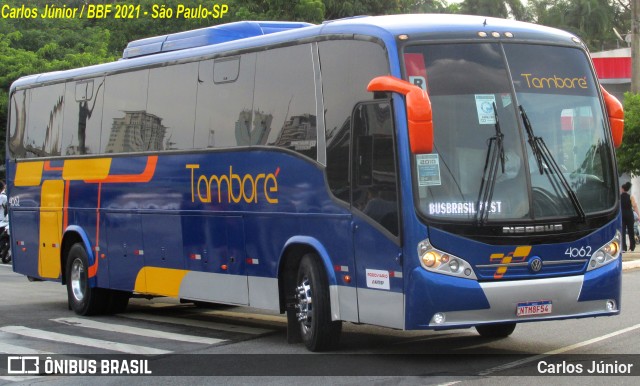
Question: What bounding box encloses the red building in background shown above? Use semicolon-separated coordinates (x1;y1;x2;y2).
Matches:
592;47;631;101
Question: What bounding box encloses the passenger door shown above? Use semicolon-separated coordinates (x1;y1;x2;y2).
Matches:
351;101;404;329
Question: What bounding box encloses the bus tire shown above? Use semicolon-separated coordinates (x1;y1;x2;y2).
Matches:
475;322;516;338
66;243;107;316
295;253;342;351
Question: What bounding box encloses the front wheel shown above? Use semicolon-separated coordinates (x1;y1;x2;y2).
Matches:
475;322;516;338
66;243;107;315
294;254;342;351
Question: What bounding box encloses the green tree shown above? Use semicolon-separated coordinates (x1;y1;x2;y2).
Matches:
531;0;617;50
461;0;529;19
616;92;640;175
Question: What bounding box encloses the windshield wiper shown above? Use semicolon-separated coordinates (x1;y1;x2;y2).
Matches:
475;102;505;226
519;105;586;222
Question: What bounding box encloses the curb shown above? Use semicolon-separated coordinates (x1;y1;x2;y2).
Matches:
623;259;640;271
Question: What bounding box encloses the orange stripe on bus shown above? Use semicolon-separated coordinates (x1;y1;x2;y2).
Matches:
43;161;63;172
86;156;158;184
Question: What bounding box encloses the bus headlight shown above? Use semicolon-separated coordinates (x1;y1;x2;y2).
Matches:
587;231;621;271
417;239;477;280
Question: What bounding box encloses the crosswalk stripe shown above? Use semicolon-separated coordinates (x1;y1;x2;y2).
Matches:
52;317;225;345
122;313;273;335
0;376;45;382
0;326;171;355
0;342;53;355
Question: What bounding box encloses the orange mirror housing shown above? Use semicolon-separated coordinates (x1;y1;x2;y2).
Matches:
367;75;433;153
601;86;624;148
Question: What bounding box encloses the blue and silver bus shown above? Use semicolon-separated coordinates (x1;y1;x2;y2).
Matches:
6;14;624;351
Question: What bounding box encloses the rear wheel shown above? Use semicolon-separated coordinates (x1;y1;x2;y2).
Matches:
475;322;516;338
66;243;108;315
294;254;341;351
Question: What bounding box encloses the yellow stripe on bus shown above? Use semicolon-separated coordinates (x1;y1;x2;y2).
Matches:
134;267;189;297
38;180;64;279
62;158;112;181
15;161;44;186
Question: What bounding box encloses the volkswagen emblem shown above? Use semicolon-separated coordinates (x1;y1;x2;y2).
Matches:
529;256;543;273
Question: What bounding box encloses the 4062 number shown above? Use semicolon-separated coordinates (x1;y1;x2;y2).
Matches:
564;246;592;258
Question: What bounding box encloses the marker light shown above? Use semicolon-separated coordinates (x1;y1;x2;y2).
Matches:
417;239;477;280
478;32;488;37
491;32;500;38
398;34;409;40
587;231;621;271
504;32;514;38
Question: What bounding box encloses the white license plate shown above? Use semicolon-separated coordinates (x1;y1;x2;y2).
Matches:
516;300;552;317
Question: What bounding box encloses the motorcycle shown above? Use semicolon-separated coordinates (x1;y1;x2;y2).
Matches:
0;224;10;264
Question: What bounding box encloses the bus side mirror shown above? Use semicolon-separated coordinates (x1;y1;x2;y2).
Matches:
367;76;433;153
601;86;624;148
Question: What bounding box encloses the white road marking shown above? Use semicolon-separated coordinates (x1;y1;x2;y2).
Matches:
52;317;226;345
479;323;640;376
0;376;45;382
0;326;170;355
0;341;53;355
122;313;273;335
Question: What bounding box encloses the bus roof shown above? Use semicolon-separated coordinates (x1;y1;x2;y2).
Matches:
10;14;579;92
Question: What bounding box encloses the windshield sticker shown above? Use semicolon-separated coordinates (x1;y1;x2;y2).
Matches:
501;93;512;108
405;53;428;91
520;73;588;90
428;201;502;215
475;94;496;125
416;154;441;186
409;76;427;91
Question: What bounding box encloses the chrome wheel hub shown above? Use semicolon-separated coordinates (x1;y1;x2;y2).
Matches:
70;259;86;302
295;278;313;332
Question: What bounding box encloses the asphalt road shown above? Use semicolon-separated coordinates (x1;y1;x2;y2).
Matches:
0;263;638;385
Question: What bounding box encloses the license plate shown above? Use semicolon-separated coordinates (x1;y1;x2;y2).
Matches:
516;300;552;317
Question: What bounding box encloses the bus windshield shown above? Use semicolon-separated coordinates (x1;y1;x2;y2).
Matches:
405;43;616;222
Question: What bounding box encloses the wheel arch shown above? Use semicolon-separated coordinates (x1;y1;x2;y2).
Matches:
277;236;337;314
61;226;95;286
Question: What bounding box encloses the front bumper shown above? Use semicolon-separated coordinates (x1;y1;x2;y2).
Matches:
406;258;621;329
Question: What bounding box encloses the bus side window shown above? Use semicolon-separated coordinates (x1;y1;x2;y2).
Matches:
319;39;389;204
253;44;317;159
101;70;149;153
194;54;256;149
62;78;104;156
147;62;198;150
352;101;399;236
27;84;66;157
8;90;28;159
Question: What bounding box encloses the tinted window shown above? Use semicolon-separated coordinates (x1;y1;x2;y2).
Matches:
352;102;399;236
194;54;256;148
101;70;150;153
8;90;28;159
62;78;104;155
26;84;66;157
253;44;317;159
319;40;389;202
147;63;198;150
